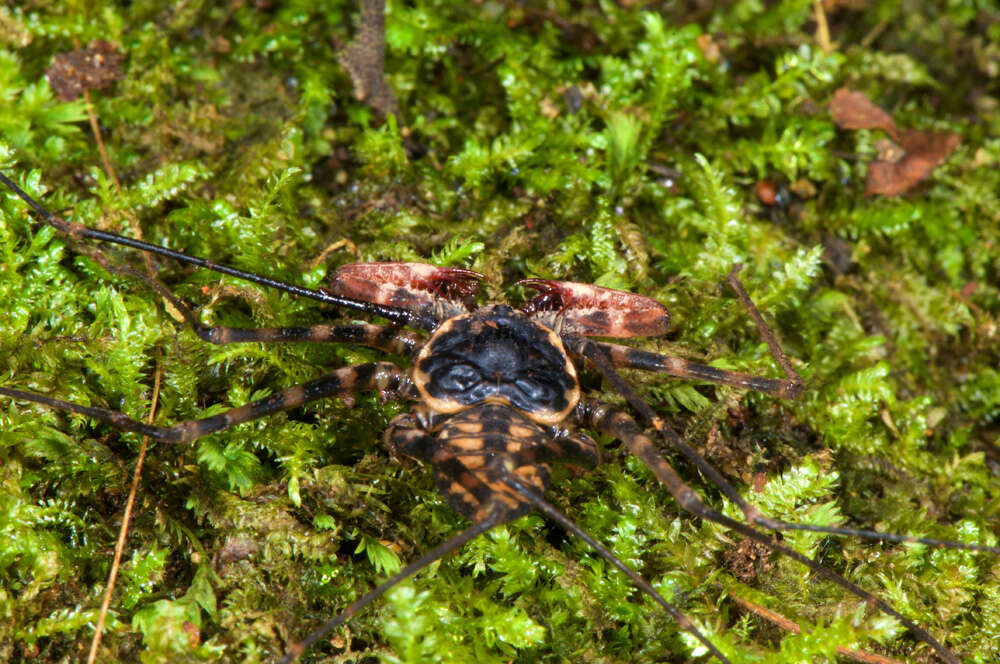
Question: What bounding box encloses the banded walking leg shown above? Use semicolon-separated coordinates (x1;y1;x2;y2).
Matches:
0;175;426;359
0;362;412;444
592;265;803;400
85;247;426;356
192;322;422;355
573;334;1000;555
596;342;799;397
121;256;425;355
575;397;963;664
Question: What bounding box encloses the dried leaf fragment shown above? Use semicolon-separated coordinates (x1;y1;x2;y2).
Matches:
830;87;961;196
865;129;961;196
340;0;399;117
829;87;897;137
45;40;124;101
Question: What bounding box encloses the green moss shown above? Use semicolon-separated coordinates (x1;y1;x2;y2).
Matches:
2;1;999;663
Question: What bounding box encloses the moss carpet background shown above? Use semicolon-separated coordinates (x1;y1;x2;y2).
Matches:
1;1;999;663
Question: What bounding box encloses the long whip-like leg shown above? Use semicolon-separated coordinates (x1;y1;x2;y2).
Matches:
0;172;437;330
576;397;962;664
3;176;424;359
588;274;999;553
498;469;733;664
86;251;425;355
277;513;503;664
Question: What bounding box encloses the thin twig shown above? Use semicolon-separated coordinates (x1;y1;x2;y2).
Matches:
85;360;162;664
729;595;903;664
812;0;832;53
82;85;155;276
83;89;119;189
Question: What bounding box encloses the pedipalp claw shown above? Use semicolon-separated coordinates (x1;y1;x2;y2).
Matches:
518;279;670;337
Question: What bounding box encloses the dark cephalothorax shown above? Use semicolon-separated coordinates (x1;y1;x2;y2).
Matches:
412;304;580;422
1;172;997;664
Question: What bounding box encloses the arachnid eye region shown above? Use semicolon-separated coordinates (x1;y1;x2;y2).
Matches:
412;304;580;424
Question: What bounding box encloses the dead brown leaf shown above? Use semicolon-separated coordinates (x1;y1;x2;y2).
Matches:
45;40;124;101
830;87;961;196
829;87;897;137
865;129;961;196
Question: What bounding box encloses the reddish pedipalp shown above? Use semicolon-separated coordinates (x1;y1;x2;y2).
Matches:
518;279;670;338
326;262;483;310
